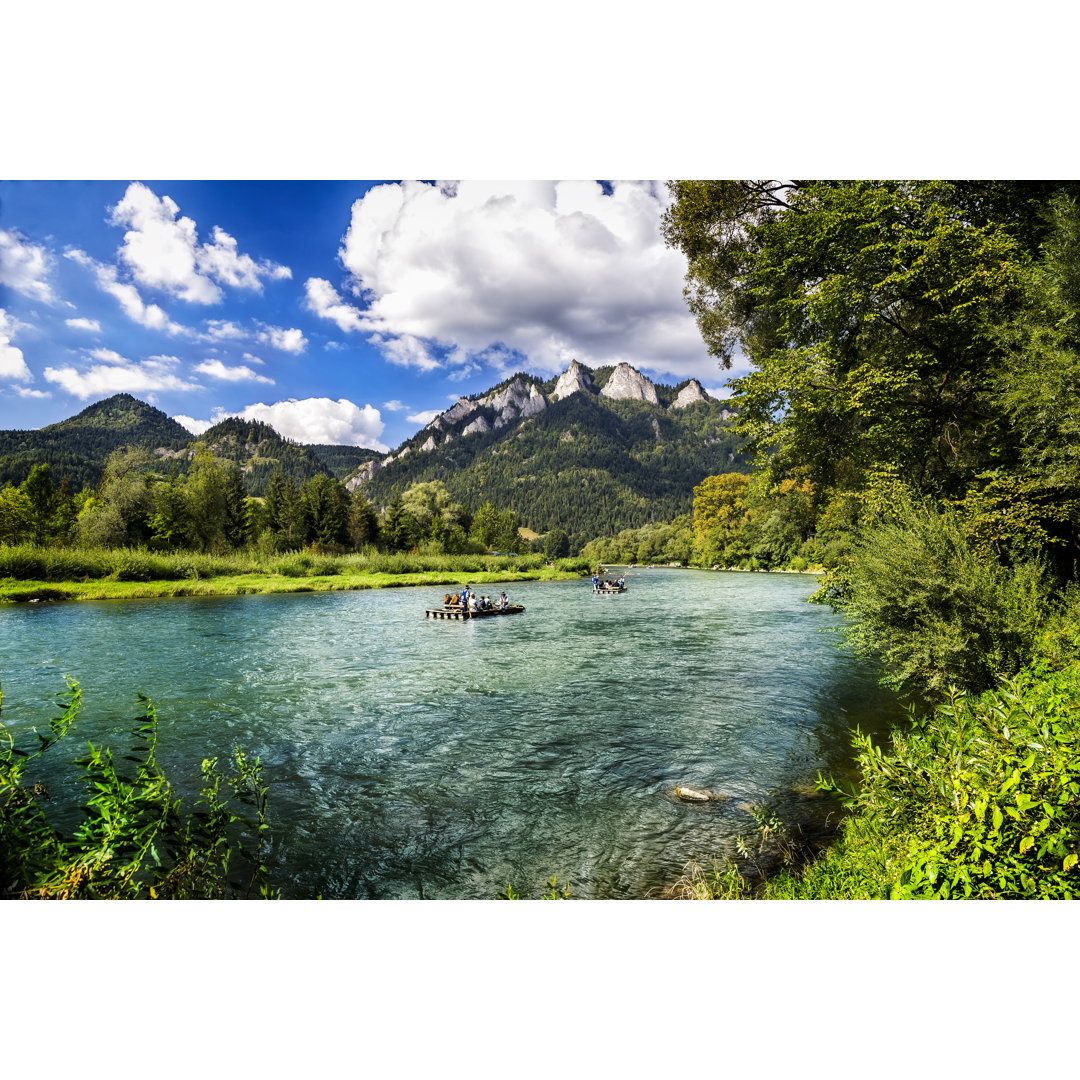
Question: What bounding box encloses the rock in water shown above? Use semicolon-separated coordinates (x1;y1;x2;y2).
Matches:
675;786;710;802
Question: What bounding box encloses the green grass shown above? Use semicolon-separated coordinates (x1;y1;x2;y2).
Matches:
0;544;591;601
0;566;585;603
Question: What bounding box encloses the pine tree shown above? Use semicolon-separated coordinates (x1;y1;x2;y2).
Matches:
222;464;250;549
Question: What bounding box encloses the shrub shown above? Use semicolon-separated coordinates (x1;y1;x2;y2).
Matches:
837;492;1051;697
812;665;1080;899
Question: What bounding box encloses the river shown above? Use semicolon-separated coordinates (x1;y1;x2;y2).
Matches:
0;567;904;898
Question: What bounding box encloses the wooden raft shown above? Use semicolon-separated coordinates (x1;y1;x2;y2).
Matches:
426;604;525;620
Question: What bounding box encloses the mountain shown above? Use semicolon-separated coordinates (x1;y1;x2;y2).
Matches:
0;396;350;496
345;361;747;545
189;418;341;494
2;362;746;536
0;394;192;490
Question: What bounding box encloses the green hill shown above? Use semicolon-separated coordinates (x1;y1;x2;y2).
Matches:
0;394;192;490
192;417;335;495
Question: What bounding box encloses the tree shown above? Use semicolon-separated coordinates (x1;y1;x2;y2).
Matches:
222;464;250;549
0;486;34;546
263;473;307;550
20;464;57;545
543;527;570;559
692;472;751;566
78;447;156;547
663;181;1077;500
349;491;379;549
470;501;503;549
494;509;523;553
303;474;349;548
184;449;229;552
400;481;452;537
381;494;418;552
148;469;190;550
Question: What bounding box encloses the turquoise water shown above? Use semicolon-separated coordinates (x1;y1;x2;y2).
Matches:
0;568;903;898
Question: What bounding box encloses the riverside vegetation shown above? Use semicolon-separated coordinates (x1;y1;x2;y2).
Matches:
657;180;1080;898
0;679;276;899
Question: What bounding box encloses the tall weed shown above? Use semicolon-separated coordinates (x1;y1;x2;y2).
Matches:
0;679;276;899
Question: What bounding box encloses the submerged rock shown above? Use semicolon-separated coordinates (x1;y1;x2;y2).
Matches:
675;786;711;802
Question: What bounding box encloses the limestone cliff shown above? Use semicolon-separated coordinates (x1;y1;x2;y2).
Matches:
552;359;594;401
600;362;659;404
671;379;712;409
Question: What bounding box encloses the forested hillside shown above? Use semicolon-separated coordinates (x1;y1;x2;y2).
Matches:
353;366;747;547
0;394;191;490
0;398;342;497
194;418;337;495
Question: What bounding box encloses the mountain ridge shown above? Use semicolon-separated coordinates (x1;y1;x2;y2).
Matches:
344;360;745;544
0;361;744;539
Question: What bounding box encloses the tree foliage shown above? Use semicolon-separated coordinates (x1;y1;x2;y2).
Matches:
663;180;1080;500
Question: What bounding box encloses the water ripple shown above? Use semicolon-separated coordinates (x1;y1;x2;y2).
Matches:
0;569;903;898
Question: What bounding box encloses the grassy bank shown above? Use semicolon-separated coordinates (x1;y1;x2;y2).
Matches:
0;544;590;602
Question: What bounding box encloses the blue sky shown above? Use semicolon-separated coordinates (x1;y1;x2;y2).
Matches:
0;180;736;452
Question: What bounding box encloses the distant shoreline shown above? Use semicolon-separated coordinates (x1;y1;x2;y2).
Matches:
0;566;585;604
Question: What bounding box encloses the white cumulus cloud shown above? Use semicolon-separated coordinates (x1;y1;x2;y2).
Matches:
256;324;307;353
0;228;56;303
65;317;101;332
382;399;406;411
194;358;275;384
323;179;714;381
303;277;367;334
210;397;388;449
0;309;33;381
64;248;189;335
203;319;247;341
406;409;442;425
108;182;291;304
173;414;215;435
43;352;201;399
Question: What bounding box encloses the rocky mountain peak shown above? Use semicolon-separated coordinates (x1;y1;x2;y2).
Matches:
552;359;594;401
599;362;659;405
671;379;712;409
441;397;481;425
482;376;547;428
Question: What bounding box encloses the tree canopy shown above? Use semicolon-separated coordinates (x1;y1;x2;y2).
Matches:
662;180;1080;500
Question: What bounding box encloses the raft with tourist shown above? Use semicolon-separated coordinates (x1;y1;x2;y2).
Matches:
592;571;627;594
427;587;525;620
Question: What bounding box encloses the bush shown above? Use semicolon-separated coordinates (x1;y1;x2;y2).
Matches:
837;492;1051;697
809;664;1080;899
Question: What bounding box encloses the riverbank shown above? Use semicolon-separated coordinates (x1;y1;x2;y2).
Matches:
0;565;584;603
0;544;591;603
